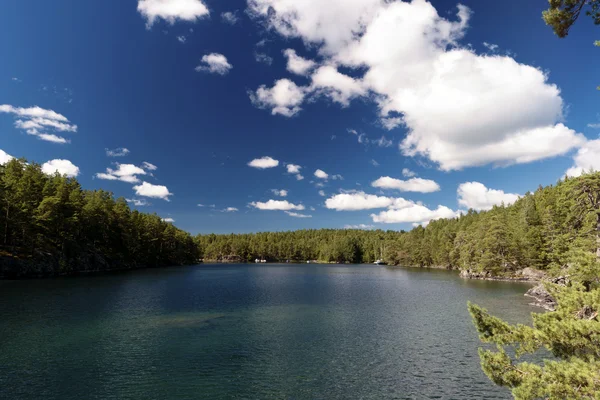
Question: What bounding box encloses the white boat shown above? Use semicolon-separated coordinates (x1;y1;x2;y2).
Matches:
374;259;386;265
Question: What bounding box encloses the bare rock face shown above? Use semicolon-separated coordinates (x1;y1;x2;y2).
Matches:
518;267;546;281
524;275;569;311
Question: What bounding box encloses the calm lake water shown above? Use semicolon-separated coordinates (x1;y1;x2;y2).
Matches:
0;264;537;399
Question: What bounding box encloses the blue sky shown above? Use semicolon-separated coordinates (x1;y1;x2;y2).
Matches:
1;0;599;234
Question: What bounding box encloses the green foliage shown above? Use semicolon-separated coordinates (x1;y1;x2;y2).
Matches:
543;0;600;38
469;174;600;398
0;158;199;277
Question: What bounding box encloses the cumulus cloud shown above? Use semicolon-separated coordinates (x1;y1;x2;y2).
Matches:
0;150;14;164
177;35;186;43
41;159;80;177
271;189;288;197
222;207;239;212
325;190;456;226
133;182;173;200
310;66;366;106
248;156;279;169
195;53;232;75
565;139;600;177
314;169;328;179
250;199;305;211
371;205;458;225
106;147;130;157
249;79;306;117
221;11;239;25
325;192;399;211
318;190;326;197
96;163;147;183
285;211;312;218
286;164;301;174
371;176;440;193
283;49;316;75
402;168;416;178
137;0;209;27
457;182;520;211
247;0;584;170
162;217;175;223
1;104;77;144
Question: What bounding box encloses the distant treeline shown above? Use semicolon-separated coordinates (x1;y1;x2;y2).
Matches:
198;173;600;275
0;158;199;278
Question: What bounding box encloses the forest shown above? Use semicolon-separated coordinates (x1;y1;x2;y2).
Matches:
198;172;600;277
3;155;600;280
0;158;199;278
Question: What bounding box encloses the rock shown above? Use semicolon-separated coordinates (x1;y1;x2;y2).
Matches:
524;276;568;311
524;283;557;311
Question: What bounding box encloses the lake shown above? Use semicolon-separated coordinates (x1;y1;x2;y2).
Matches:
0;264;537;399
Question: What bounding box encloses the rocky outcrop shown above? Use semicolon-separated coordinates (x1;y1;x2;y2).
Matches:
459;267;546;282
524;275;569;311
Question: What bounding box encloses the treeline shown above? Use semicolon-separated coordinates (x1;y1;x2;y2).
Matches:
197;229;404;263
0;158;199;278
199;173;600;275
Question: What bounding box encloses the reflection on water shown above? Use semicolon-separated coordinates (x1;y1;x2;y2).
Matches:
0;264;537;399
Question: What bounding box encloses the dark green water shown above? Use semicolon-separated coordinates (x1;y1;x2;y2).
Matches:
0;264;537;399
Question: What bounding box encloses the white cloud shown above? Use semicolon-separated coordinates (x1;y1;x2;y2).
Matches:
162;217;175;223
1;104;76;144
249;79;306;117
371;205;458;225
133;181;173;200
0;150;13;164
137;0;209;27
250;199;305;211
457;182;520;211
271;189;288;197
370;159;379;166
222;207;238;212
142;161;158;171
310;66;366;106
565;139;600;177
286;164;301;174
371;176;440;193
344;224;375;230
195;53;232;75
197;203;205;207
314;169;328;179
247;0;584;170
221;11;239;25
106;147;130;157
285;211;312;218
325;192;397;211
318;190;326;197
283;49;316;75
127;198;150;206
177;35;186;43
248;156;279;169
296;174;304;181
96;163;147;183
331;174;343;180
402;168;416;178
41;159;80;177
588;123;600;129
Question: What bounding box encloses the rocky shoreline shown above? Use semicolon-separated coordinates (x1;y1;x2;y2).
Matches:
459;267;567;311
